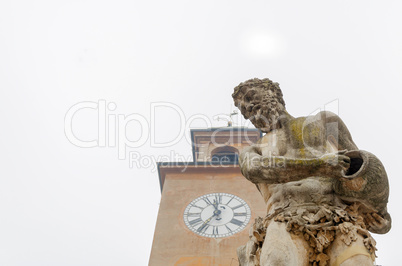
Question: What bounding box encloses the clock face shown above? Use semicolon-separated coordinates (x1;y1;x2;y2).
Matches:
183;193;251;238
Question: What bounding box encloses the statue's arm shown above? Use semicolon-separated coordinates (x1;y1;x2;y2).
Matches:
321;112;391;233
239;144;350;184
319;111;358;151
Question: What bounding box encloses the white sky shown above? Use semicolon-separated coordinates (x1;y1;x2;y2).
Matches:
1;0;402;265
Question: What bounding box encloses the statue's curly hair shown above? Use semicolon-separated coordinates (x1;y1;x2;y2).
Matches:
232;78;286;108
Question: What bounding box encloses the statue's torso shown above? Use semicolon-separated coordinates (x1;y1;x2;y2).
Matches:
257;116;344;214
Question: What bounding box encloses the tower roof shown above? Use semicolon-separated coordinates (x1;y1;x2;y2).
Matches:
156;127;262;192
190;127;261;162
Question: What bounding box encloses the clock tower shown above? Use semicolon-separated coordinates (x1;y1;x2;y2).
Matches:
149;127;266;265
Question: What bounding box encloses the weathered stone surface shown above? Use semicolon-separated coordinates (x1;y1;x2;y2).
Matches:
232;78;391;266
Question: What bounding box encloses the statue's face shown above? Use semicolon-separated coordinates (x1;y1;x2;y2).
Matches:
236;87;285;132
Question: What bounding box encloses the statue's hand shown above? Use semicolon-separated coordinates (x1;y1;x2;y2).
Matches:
239;152;269;183
320;151;351;177
365;212;391;234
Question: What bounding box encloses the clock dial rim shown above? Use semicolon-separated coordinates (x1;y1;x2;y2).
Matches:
183;192;251;238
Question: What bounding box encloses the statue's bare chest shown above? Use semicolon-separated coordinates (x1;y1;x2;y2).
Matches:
260;117;330;158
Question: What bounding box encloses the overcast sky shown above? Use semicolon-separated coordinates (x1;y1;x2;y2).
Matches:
1;1;402;265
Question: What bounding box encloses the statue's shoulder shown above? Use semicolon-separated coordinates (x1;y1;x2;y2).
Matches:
315;111;346;124
307;110;342;122
304;111;352;134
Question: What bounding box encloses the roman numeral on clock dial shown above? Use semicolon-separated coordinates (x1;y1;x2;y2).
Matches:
190;203;203;210
215;195;222;204
232;204;244;210
225;224;232;233
189;218;203;226
226;196;234;205
203;198;212;205
230;218;243;226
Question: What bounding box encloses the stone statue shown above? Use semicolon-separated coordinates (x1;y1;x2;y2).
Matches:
232;78;391;266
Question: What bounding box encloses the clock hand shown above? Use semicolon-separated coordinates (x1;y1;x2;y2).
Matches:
212;199;219;211
211;200;224;220
212;200;223;218
197;206;224;232
197;213;215;232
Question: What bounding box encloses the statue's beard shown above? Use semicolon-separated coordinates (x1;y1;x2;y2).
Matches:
248;97;282;133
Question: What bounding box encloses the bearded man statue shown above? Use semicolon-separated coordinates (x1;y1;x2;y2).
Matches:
232;78;391;266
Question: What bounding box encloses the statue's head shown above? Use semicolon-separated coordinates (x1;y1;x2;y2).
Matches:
232;78;286;133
